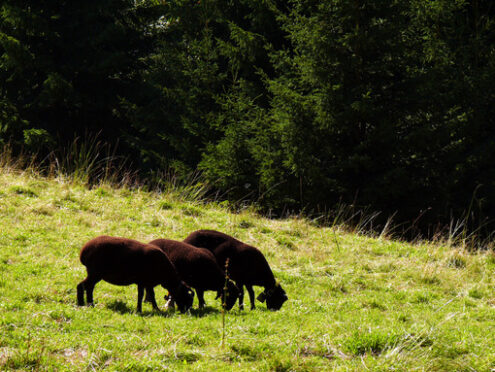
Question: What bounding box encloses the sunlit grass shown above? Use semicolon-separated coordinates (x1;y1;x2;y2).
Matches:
0;169;494;370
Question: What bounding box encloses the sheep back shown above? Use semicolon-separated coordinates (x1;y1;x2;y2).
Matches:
80;235;181;289
183;230;276;287
148;238;225;291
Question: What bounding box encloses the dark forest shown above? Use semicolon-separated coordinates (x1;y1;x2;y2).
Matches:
1;0;494;239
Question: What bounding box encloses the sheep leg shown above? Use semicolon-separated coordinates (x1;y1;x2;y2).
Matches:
77;280;86;306
144;288;154;303
196;289;205;309
146;286;160;311
236;281;245;310
246;285;256;310
137;284;144;313
77;274;100;306
86;278;100;306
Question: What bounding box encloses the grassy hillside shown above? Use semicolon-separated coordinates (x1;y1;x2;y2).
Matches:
0;169;494;371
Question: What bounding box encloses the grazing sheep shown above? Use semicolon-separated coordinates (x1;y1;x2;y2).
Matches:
183;230;288;310
148;239;240;310
77;235;194;313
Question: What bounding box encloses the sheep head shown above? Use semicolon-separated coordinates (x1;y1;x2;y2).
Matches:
171;282;194;313
257;282;288;310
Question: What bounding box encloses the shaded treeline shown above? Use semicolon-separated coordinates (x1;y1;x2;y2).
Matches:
1;0;495;239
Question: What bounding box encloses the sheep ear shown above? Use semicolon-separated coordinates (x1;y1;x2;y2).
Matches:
257;292;266;303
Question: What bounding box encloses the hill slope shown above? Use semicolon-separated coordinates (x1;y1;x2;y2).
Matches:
0;170;494;371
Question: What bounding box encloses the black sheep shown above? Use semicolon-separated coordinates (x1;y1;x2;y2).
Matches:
77;235;194;313
183;230;288;310
148;239;240;310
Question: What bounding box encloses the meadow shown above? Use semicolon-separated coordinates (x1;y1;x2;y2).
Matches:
1;168;495;371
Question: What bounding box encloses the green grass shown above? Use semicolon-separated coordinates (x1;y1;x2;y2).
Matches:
1;169;495;371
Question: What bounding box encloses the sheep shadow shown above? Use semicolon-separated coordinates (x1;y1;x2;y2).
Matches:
105;300;173;317
105;300;251;317
106;300;133;314
188;306;221;318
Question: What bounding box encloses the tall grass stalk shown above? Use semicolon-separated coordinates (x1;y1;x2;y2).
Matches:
151;169;211;203
48;132;132;186
0;143;36;173
457;185;481;250
221;258;230;349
